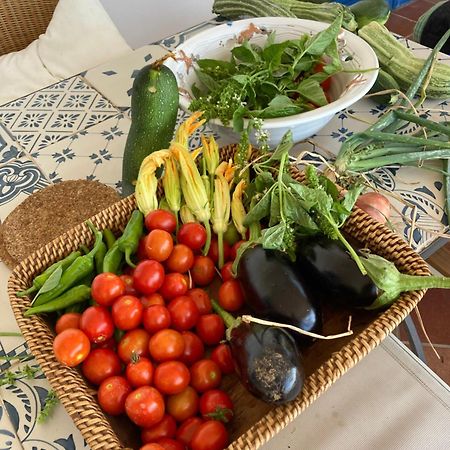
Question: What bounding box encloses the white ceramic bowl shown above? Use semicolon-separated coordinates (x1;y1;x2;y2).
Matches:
165;17;379;147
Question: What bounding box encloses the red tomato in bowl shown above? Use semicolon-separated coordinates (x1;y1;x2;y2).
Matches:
145;209;177;234
98;375;132;416
91;272;125;306
190;420;228;450
112;295;144;330
53;328;90;367
82;348;121;385
177;222;207;251
80;306;114;344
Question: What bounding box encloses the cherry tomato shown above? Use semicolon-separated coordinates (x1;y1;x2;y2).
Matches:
166;244;194;273
177;223;207;251
176;417;204;446
230;240;246;261
154;361;190;395
55;312;81;334
143;305;171;334
133;260;165;295
98;375;131;416
141;414;177;443
191;256;215;286
112;295;144;330
81;348;121;385
155;438;185;450
190;420;228;450
166;386;199;422
196;314;225;346
126;357;154;387
141;293;165;308
180;331;204;366
218;279;244;312
140;444;165;450
80;306;114;344
149;329;184;362
120;274;138;296
125;386;165;428
199;389;233;423
91;272;125;306
208;238;231;264
146;229;174;262
211;344;234;375
187;289;212;315
220;262;234;282
167;296;199;331
137;235;149;261
94;337;117;352
159;273;188;300
53;328;90;367
118;329;150;363
190;360;222;393
145;209;177;234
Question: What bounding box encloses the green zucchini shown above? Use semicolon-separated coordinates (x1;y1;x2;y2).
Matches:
358;22;450;99
121;61;179;197
212;0;358;32
350;0;390;29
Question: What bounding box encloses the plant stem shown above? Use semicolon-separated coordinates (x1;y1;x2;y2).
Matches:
211;299;235;329
393;111;450;137
202;220;212;255
217;232;224;269
360;131;450;149
333;224;367;275
0;332;22;337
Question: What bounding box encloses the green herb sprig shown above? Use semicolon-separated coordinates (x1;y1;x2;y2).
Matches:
38;390;59;423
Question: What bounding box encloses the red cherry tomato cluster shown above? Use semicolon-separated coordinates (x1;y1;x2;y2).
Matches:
51;210;249;450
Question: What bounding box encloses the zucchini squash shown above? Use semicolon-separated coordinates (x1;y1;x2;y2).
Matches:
121;61;179;197
358;21;450;99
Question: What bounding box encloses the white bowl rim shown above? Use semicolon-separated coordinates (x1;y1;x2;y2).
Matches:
165;17;379;129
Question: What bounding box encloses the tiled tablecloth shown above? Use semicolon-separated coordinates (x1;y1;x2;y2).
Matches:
1;18;450;449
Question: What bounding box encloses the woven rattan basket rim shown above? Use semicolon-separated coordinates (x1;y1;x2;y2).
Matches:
8;145;430;449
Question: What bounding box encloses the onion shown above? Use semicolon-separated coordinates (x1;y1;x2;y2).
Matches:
356;192;391;224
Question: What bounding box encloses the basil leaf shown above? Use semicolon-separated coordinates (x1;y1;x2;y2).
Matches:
243;187;273;225
303;14;343;56
232;106;246;133
284;192;319;232
265;130;293;164
262;41;291;70
197;59;235;74
233;74;250;85
254;171;275;192
269;187;281;227
195;69;219;91
296;78;327;107
232;41;259;64
260;95;302;118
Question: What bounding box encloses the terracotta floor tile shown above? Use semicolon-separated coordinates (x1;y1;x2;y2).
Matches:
399;289;450;345
385;13;417;36
395;0;437;21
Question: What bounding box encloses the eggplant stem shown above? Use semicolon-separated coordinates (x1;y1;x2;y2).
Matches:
241;315;353;340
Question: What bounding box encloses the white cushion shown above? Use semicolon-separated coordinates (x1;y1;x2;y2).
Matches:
0;0;131;106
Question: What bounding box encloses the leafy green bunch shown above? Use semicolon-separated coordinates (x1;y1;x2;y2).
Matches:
189;15;344;132
235;130;365;273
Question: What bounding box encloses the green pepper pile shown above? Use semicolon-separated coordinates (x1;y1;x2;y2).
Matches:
19;212;145;317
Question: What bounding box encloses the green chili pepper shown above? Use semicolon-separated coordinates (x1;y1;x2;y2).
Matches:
102;242;124;274
103;229;116;250
17;251;81;298
80;244;90;255
95;241;107;274
24;285;91;316
32;222;103;307
116;210;144;268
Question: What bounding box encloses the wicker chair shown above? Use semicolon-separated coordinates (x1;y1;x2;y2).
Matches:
0;0;58;56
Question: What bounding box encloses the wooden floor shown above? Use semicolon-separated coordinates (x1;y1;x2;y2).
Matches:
383;0;450;385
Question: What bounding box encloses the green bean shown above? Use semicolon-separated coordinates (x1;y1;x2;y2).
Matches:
24;285;91;316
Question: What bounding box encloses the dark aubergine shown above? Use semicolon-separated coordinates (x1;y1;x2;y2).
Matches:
295;236;379;308
237;245;322;336
229;320;304;404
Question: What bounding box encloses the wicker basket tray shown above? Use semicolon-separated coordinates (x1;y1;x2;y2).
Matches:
8;145;430;449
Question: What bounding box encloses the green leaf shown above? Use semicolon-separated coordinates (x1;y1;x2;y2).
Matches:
231;41;260;64
195;68;219;91
264;130;294;165
269;187;281;227
284;192;319;232
304;14;343;56
35;265;63;298
232;106;245;133
260;95;302;118
296;78;327;107
254;171;275;192
243;187;273;225
197;59;235;74
262;41;291;69
232;74;250;85
261;223;286;249
319;175;339;200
